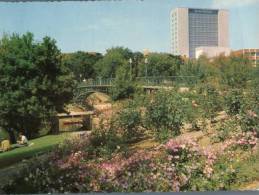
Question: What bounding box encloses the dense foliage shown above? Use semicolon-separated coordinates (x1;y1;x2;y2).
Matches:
4;131;257;193
62;51;102;81
138;53;183;77
145;90;186;140
110;65;137;100
1;32;259;193
0;33;74;139
94;47;132;79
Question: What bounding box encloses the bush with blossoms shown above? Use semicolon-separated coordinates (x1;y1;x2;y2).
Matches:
163;138;218;191
3;129;258;193
221;131;258;151
96;137;246;192
3;137;100;193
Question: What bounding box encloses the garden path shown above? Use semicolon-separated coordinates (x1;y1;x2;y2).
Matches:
240;180;259;191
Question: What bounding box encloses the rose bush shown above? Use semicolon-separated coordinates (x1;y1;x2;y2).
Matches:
3;133;258;193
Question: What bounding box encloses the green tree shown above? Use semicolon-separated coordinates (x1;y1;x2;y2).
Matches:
178;57;219;85
0;33;74;140
145;90;187;141
218;55;252;88
115;102;142;142
62;51;102;81
138;53;183;77
110;65;136;100
131;52;144;78
94;47;133;78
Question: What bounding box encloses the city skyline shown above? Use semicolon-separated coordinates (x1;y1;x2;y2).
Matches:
0;0;258;54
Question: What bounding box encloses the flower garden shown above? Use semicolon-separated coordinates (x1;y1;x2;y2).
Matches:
0;32;258;193
2;77;259;193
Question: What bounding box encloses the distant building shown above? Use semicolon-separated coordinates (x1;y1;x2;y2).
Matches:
170;8;229;58
195;46;231;59
143;49;150;56
233;49;259;67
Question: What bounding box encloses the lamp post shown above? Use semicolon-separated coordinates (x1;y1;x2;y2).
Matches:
79;74;82;82
129;58;132;80
144;58;148;78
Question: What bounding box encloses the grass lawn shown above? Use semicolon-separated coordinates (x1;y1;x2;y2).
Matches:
0;133;72;169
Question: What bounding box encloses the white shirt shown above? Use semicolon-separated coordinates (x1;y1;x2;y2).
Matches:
21;135;28;144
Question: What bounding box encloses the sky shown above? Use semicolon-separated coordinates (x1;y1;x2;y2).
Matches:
0;0;258;54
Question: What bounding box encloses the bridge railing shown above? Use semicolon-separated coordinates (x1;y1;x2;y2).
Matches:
135;76;197;86
77;76;197;88
78;78;114;88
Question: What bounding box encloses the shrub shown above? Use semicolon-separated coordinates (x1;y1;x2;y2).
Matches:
221;131;258;151
224;89;245;116
240;110;259;136
220;55;252;88
87;127;126;158
0;128;10;140
115;105;143;143
180;91;205;131
3;137;99;193
145;90;186;141
110;66;137;100
211;120;239;143
4;134;255;193
200;84;224;119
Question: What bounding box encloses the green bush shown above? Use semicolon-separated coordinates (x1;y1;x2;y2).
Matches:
145;90;186;141
116;106;142;143
240;111;259;136
0;128;9;140
87;127;126;158
181;91;206;131
225;89;245;116
234;88;259;135
220;55;252;88
110;66;137;100
211;120;238;143
200;84;224;119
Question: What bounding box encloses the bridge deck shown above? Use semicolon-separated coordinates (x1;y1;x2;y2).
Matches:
57;111;94;117
142;86;174;89
77;85;174;90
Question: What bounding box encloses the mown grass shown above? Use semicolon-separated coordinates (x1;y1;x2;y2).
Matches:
0;133;72;169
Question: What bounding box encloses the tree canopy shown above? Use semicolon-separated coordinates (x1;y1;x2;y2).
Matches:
62;51;102;81
0;33;75;139
138;53;183;77
94;47;133;78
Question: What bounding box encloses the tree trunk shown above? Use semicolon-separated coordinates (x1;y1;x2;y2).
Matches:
50;116;59;134
8;129;16;144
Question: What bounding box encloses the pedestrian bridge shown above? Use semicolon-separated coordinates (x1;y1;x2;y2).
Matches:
73;76;196;107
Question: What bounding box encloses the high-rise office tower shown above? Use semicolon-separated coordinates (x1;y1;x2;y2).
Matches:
171;8;229;58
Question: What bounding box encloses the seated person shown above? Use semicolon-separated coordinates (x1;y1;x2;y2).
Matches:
17;132;29;146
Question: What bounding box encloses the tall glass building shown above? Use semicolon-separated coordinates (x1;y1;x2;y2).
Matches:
171;8;229;58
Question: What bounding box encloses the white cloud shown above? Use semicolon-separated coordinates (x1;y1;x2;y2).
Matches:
212;0;259;8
